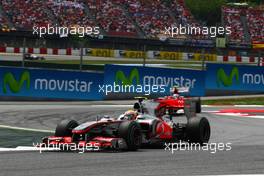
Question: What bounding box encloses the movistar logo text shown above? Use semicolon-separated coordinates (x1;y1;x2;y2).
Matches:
115;68;140;85
3;71;30;93
217;67;239;87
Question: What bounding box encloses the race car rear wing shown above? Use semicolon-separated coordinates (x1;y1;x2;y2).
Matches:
177;87;190;94
170;86;190;95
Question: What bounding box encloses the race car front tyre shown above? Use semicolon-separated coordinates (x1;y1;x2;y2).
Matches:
186;117;210;145
55;119;79;137
118;121;142;151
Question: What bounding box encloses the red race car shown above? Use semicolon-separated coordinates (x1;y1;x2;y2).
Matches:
41;99;210;152
134;86;202;115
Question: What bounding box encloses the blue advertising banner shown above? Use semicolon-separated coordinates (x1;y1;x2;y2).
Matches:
104;64;205;96
0;66;103;100
206;63;264;91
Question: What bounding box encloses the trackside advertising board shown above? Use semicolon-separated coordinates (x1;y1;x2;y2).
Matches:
0;66;103;100
104;65;205;96
206;63;264;92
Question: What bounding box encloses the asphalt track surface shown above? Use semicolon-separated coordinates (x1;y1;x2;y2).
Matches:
0;103;264;176
0;53;194;63
0;54;180;63
0;54;202;69
0;53;258;66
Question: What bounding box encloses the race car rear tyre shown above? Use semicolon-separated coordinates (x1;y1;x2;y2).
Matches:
55;119;79;137
186;117;210;145
195;98;202;113
118;121;142;151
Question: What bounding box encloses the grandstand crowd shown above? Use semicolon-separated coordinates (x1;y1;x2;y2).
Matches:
0;0;263;42
222;6;246;43
222;5;264;43
247;8;264;41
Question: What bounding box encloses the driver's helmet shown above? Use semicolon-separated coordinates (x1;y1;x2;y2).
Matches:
170;86;179;98
118;110;138;120
170;86;179;95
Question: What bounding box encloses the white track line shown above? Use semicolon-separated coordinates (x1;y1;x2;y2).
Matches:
211;113;264;119
0;105;132;111
234;105;264;107
0;125;54;133
202;105;264;107
90;105;132;107
0;146;60;152
203;110;220;113
244;115;264;119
